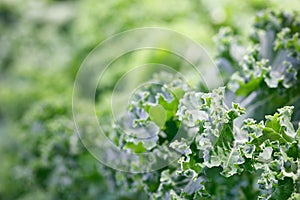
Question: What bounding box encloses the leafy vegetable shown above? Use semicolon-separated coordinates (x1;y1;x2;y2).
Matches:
1;2;300;199
105;10;300;200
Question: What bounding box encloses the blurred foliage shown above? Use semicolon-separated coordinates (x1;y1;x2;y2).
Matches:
0;0;300;199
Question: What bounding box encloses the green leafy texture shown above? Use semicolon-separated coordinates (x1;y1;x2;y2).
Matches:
242;106;300;199
177;87;246;177
219;10;300;122
228;48;270;96
2;4;300;200
214;27;245;82
110;69;299;199
114;73;191;155
108;10;300;200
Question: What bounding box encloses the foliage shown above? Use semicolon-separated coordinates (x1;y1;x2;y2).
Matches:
0;1;300;200
106;10;300;200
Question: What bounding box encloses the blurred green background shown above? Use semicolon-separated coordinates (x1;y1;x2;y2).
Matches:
1;0;300;199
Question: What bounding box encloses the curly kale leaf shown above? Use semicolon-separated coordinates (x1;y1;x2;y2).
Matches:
242;106;300;199
107;10;300;200
177;87;245;177
214;10;300;123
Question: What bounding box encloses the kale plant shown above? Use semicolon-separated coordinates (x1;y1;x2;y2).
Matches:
106;10;300;200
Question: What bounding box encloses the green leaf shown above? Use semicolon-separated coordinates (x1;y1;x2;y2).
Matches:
149;104;167;128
